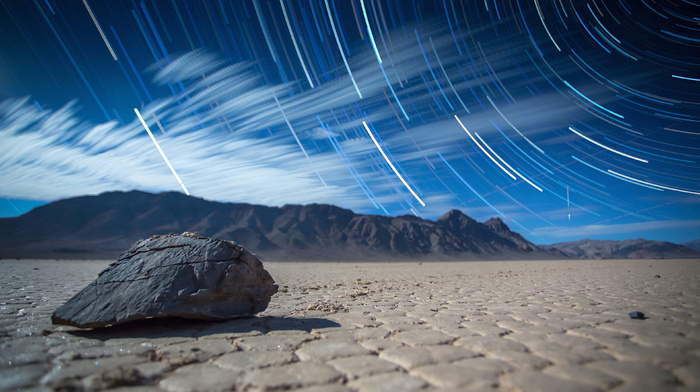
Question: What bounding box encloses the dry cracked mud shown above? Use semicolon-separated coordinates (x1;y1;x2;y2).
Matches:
1;258;699;391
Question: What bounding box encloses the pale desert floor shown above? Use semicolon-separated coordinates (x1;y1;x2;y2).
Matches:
1;258;699;392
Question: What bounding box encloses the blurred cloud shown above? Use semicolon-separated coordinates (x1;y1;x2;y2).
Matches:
0;30;491;211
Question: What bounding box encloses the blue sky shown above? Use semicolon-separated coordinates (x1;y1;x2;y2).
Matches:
1;1;699;244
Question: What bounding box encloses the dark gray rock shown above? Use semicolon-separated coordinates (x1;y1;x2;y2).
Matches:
629;311;646;320
52;232;278;328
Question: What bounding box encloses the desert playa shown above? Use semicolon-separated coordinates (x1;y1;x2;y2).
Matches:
1;258;699;391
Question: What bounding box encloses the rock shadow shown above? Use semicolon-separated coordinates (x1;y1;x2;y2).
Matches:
65;315;340;340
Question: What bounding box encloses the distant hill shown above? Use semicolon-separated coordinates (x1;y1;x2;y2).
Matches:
0;191;563;261
544;239;700;260
682;239;700;253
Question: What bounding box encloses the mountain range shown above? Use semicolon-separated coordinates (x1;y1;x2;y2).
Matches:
0;191;697;261
544;239;699;260
682;239;700;253
0;191;557;260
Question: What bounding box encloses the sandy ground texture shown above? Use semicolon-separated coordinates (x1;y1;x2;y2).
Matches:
1;258;699;392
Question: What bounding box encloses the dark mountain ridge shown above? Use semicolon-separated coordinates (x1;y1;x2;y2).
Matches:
544;238;699;260
682;239;700;253
0;191;560;261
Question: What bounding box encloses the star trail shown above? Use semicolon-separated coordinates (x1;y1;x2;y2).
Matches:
0;1;699;244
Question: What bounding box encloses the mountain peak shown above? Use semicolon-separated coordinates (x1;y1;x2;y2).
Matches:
437;209;473;222
483;217;510;233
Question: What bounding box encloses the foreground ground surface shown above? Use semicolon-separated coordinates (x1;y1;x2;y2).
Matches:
1;258;699;392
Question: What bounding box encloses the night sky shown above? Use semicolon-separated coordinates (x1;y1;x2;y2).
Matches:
1;1;699;245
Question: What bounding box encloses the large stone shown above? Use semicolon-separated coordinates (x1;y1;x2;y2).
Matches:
52;232;278;328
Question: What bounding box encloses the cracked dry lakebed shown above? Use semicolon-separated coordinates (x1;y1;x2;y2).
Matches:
1;258;699;391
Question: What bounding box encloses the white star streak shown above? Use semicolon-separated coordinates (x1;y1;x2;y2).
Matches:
454;115;517;181
568;126;648;163
360;0;383;64
324;0;362;99
271;91;330;190
534;0;561;51
82;0;118;61
564;81;624;120
608;170;700;196
362;121;425;207
430;37;470;113
134;108;190;196
279;0;314;88
152;112;167;135
672;75;700;82
486;96;544;154
474;132;543;192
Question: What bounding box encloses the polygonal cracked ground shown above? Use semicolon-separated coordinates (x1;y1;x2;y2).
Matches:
2;258;699;391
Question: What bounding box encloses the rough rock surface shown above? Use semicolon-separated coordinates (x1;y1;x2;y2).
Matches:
51;232;278;328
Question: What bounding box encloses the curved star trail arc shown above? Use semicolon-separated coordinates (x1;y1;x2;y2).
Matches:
0;0;698;244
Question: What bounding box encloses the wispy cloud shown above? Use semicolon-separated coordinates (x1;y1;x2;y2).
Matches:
0;27;492;213
0;96;341;204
